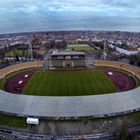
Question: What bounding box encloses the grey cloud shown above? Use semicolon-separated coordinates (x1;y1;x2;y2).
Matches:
0;0;140;33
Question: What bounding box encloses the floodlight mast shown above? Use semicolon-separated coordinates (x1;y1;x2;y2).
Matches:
28;39;33;61
101;40;107;60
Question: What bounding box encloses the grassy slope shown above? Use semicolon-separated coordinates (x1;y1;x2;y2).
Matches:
0;114;27;128
23;71;116;96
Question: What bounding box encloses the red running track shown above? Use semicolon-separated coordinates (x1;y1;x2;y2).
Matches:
102;68;136;91
5;70;35;94
5;68;136;94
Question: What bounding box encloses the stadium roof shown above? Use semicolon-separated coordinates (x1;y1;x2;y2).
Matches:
0;88;140;118
51;50;85;56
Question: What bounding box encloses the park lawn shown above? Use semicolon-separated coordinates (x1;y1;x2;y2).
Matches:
22;71;116;96
67;44;101;52
5;50;28;57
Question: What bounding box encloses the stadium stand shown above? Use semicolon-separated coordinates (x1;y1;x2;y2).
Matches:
74;60;86;67
94;60;140;78
51;60;64;67
0;61;44;78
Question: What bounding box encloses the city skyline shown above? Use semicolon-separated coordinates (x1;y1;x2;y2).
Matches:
0;0;140;33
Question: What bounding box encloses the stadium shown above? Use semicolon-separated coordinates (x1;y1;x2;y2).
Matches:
0;0;140;139
0;59;140;118
1;49;140;139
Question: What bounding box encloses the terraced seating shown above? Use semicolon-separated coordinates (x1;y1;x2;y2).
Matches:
74;60;86;67
94;60;122;68
121;64;140;75
1;60;140;80
94;60;140;79
51;60;63;67
0;61;44;78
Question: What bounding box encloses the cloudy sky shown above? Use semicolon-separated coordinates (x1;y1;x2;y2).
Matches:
0;0;140;33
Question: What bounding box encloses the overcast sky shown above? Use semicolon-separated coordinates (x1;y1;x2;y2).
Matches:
0;0;140;33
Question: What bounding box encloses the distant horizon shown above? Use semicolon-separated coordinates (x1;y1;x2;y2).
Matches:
0;29;140;35
0;0;140;34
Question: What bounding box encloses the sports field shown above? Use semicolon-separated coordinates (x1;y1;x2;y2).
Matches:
22;71;116;96
5;50;28;57
67;44;100;52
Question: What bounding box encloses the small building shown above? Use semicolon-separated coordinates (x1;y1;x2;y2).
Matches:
108;44;139;56
26;118;39;125
116;47;138;56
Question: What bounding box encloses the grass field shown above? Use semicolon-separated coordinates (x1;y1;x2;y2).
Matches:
67;44;101;53
22;71;116;96
5;50;28;57
0;114;27;128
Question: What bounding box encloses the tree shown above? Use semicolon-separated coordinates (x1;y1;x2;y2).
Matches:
136;52;140;60
16;55;19;62
0;51;5;59
0;51;5;68
117;116;128;140
129;58;135;65
129;55;136;65
136;58;140;66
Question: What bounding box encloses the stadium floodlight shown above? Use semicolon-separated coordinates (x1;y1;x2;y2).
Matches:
101;40;107;60
28;39;33;61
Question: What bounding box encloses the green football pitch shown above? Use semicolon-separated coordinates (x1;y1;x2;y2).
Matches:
67;44;101;53
22;71;116;96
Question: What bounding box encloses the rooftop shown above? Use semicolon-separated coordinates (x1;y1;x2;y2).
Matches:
51;50;85;56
